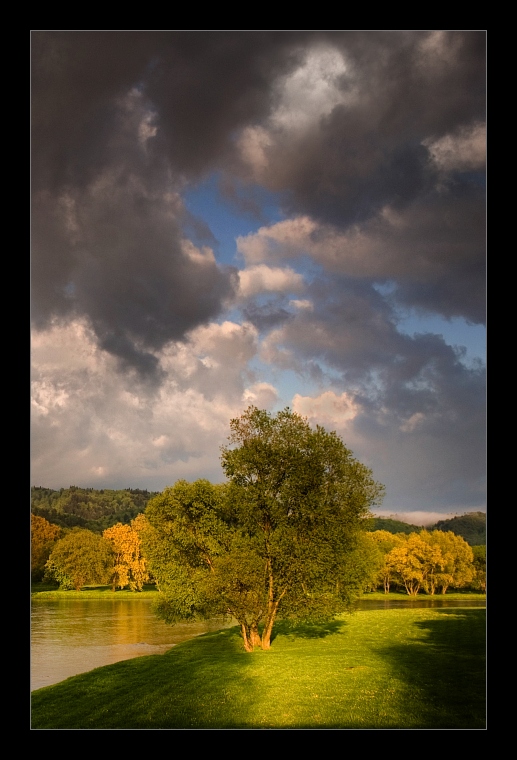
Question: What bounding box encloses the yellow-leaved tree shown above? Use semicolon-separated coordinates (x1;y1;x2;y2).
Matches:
419;530;474;594
31;514;62;582
370;530;406;593
103;517;148;591
386;533;443;596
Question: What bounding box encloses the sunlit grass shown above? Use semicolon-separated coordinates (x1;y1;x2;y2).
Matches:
31;608;485;729
31;583;159;599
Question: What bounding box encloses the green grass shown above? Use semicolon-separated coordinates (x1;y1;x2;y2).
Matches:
31;607;486;729
360;591;485;601
31;583;159;599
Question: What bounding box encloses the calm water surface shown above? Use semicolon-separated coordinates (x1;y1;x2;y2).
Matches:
31;596;485;691
31;597;234;691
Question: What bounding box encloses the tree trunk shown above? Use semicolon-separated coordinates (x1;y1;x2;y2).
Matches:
261;613;276;650
240;624;254;652
250;623;262;649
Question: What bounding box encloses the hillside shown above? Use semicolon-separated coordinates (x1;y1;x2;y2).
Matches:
31;486;157;533
430;512;486;546
368;517;424;534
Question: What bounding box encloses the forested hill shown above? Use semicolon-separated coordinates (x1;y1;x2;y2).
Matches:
430;512;486;546
369;517;424;534
31;486;158;533
32;487;486;545
368;512;486;546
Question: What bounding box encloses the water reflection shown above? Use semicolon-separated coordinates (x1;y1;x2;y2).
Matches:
31;597;234;691
32;596;485;691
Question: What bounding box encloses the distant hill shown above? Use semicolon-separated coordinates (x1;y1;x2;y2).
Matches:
368;517;424;535
429;512;486;546
31;486;158;533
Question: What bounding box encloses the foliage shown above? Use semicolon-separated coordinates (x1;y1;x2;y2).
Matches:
386;533;443;596
366;513;486;548
369;530;406;593
471;545;486;591
431;512;486;546
379;530;476;595
369;517;423;534
145;407;385;651
103;518;149;591
31;514;62;582
419;530;474;594
31;486;157;533
44;529;114;591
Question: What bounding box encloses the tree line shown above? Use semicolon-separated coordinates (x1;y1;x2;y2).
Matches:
31;486;158;533
31;407;486;651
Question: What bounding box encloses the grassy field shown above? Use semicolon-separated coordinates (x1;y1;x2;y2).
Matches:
31;606;486;729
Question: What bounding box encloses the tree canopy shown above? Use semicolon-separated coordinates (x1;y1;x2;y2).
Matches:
144;406;385;651
44;528;114;590
103;517;149;591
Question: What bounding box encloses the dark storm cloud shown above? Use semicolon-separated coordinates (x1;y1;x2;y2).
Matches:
31;32;312;376
268;31;485;224
247;31;486;323
32;31;485;377
32;31;307;190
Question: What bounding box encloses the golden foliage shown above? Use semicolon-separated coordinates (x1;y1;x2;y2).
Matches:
103;519;148;591
31;514;62;580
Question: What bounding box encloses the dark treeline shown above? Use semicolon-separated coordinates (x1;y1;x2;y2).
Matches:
31;486;158;533
369;514;486;546
32;487;485;545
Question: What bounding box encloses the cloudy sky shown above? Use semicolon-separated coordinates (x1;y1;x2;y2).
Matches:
31;31;486;524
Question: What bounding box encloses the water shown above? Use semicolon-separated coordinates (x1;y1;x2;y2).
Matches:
31;595;485;691
31;596;234;691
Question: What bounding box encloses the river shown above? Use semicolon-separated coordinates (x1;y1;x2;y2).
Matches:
31;595;485;691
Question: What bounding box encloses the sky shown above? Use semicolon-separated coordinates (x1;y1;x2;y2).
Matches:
31;31;486;525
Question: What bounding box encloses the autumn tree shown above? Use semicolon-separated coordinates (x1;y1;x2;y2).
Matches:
31;514;62;582
370;530;406;593
420;530;475;594
45;529;114;590
386;533;443;596
103;518;148;591
144;407;385;652
471;545;486;592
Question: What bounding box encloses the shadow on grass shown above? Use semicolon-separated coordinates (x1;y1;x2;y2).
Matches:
270;618;346;643
31;617;350;729
32;625;264;729
375;609;486;729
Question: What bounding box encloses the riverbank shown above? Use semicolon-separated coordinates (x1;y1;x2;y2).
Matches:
31;583;159;599
32;606;486;729
31;584;486;602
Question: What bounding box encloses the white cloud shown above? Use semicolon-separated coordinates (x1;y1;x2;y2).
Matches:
181;239;216;266
31;318;265;490
237;216;317;264
423;122;486;172
242;382;278;409
292;391;360;427
237;264;305;298
289;299;313;311
271;45;352;133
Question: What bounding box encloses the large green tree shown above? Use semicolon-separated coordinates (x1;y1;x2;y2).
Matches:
45;528;114;590
144;406;385;651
